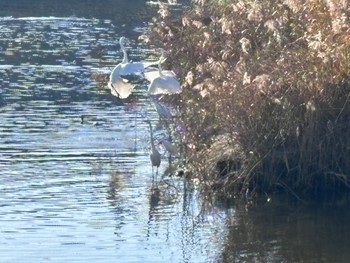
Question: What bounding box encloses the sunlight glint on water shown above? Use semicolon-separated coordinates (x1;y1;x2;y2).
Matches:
1;2;350;263
0;12;224;263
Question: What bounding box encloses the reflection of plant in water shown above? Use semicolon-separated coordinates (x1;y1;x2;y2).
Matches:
146;176;227;261
146;177;181;238
92;71;131;96
91;71;108;82
145;0;350;200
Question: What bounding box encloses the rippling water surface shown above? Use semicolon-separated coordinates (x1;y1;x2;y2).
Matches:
2;2;350;263
0;4;225;263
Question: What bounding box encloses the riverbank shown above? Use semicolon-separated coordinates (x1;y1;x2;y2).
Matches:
145;0;350;201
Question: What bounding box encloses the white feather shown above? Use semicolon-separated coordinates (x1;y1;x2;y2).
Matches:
108;78;135;99
108;37;151;98
147;50;181;95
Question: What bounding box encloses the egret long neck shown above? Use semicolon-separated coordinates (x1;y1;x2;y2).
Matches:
158;59;164;77
120;42;128;64
148;122;156;149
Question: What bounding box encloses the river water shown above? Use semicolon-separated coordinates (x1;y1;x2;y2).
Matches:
1;1;350;263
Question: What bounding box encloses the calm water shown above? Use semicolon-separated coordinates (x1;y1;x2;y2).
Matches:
1;1;350;263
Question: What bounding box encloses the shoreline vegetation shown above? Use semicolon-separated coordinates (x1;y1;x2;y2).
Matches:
144;0;350;202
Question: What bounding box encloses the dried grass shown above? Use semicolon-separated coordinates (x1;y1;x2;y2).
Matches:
145;0;350;200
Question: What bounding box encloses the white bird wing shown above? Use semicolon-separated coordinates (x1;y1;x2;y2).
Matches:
142;59;165;69
148;75;181;95
144;69;176;83
108;78;136;99
146;0;181;6
109;64;123;83
144;70;160;82
163;70;177;78
120;62;145;77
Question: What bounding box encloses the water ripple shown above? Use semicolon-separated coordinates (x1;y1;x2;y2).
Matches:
0;12;222;263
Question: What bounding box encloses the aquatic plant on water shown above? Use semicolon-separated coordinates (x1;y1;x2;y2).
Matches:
144;0;350;200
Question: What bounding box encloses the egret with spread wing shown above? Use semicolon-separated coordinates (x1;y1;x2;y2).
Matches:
146;0;180;6
146;49;181;95
108;37;154;99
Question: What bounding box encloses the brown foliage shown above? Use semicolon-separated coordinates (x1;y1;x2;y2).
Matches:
145;0;350;200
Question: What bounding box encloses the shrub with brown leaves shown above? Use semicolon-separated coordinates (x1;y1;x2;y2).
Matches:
145;0;350;200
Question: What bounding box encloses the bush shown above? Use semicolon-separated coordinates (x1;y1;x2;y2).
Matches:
145;0;350;200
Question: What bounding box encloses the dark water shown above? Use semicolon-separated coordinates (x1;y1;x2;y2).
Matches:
218;200;350;263
1;1;350;263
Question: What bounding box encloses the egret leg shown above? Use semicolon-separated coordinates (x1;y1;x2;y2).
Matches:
168;154;172;165
155;167;158;184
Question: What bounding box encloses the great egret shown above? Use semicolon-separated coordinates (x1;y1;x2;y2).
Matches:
107;37;143;98
146;49;181;95
112;37;145;76
146;0;179;6
145;120;161;175
108;37;144;98
108;37;164;99
160;138;179;156
151;97;173;121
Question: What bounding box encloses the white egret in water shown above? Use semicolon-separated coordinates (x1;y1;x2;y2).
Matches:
146;0;179;6
145;120;161;177
108;37;143;98
151;97;173;121
108;37;164;99
145;49;181;95
107;37;149;98
160;138;179;156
